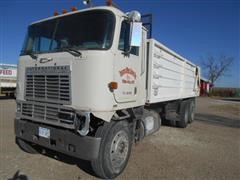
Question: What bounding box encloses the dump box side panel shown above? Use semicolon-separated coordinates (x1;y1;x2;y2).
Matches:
147;39;199;103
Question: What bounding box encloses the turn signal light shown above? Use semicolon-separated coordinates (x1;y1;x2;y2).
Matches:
109;81;118;91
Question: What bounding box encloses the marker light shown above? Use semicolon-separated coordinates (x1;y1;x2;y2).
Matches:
62;9;68;14
54;11;59;16
71;7;78;11
106;0;112;6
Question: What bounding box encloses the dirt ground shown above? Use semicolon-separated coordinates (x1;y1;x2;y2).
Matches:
0;97;239;180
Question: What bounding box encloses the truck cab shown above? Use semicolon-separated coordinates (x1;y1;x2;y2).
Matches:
17;6;147;124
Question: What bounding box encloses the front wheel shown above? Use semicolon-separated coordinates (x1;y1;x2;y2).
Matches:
91;120;133;179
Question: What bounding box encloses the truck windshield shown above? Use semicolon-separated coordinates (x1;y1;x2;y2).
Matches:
21;10;115;55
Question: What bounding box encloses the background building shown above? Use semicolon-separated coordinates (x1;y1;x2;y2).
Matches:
0;63;17;96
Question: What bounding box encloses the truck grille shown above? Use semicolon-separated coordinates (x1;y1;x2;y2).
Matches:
20;101;75;129
25;66;71;104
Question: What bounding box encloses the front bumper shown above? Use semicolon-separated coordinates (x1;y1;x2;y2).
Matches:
15;118;101;160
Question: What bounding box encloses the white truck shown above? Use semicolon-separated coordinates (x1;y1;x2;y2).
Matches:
0;64;17;96
15;3;200;179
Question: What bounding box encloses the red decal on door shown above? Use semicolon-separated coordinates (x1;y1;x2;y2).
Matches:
119;67;136;84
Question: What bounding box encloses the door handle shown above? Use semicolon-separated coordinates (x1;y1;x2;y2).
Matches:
134;87;137;95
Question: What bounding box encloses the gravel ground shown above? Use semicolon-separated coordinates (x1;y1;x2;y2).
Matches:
0;97;239;180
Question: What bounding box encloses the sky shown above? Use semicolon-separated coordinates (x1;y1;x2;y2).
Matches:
0;0;239;87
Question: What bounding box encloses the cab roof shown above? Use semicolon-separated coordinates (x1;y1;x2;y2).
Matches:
30;6;125;25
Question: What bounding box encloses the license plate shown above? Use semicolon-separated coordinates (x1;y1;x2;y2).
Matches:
39;127;50;139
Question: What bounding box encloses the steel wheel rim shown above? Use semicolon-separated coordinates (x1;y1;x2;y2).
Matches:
110;130;129;173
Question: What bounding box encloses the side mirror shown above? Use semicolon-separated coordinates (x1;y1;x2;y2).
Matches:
123;21;142;56
130;22;142;47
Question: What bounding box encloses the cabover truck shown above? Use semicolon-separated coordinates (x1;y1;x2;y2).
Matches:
15;3;200;179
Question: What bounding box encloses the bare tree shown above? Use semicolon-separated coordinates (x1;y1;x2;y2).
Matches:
201;54;234;86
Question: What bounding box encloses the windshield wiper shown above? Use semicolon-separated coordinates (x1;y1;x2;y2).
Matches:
62;47;82;57
24;50;38;60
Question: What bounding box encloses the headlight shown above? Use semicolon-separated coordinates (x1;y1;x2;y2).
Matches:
58;112;75;121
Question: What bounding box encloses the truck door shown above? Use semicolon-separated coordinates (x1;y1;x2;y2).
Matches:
113;20;145;103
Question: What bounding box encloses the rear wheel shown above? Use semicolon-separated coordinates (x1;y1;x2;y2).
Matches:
91;120;133;179
176;101;190;128
188;99;195;123
16;138;38;154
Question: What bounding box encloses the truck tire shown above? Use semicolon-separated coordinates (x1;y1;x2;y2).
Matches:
188;99;195;123
91;120;133;179
16;138;38;154
176;101;189;128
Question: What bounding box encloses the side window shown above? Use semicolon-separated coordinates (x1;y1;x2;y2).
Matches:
118;21;139;56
